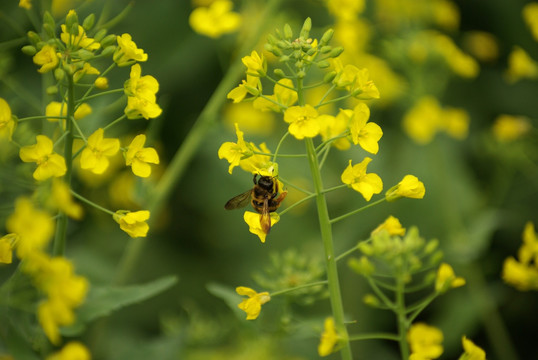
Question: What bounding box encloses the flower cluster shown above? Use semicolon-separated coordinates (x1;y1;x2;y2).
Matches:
502;221;538;291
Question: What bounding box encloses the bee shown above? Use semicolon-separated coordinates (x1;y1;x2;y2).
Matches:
225;174;287;234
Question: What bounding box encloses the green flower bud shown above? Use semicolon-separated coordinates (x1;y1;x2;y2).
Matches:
317;60;330;69
43;11;56;34
363;294;380;307
273;68;286;78
320;45;332;54
54;68;65;81
101;45;116;57
320;28;334;46
424;239;439;254
46;85;58;95
276;40;289;49
323;71;337;83
306;47;317;56
267;33;278;45
94;29;108;43
43;23;55;39
82;13;95;31
243;84;260;96
78;49;94;61
21;45;36;56
279;55;290;63
348;256;375;276
329;46;344;58
283;23;293;40
100;34;117;48
27;31;41;46
299;17;312;40
65;10;79;31
297;70;306;79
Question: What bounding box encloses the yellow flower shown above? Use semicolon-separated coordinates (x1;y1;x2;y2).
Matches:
341;158;383;201
94;76;109;90
124;64;162;119
349;103;383;154
371;215;406;237
385;175;425;201
125;134;160;178
238;142;272;174
318;317;340;356
33;44;59;73
519;221;538;265
501;256;538;291
113;210;150;238
224;102;275;135
189;0;242;39
114;33;148;66
441;107;470;140
433;33;479;78
6;198;54;259
50;180;83;220
407;323;444;359
432;0;460;31
73;62;100;83
38;297;75;345
283;105;320;140
459;336;486;360
402;96;442;145
227;75;261;103
492;114;531;142
60;24;100;51
435;263;466;293
317;109;352;150
326;0;365;20
19;0;32;9
463;31;499;62
333;61;380;99
0;234;18;264
218;123;252;174
253;78;297;112
242;50;266;77
505;46;538;83
46;341;91;360
80;128;120;174
243;211;280;243
45;101;92;123
236;286;271;320
523;2;538;42
0;97;16;140
19;135;67;181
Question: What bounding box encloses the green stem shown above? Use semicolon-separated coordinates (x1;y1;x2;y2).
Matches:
367;277;395;309
278;193;316;216
71;191;115;216
395;273;410;360
330;197;386;224
305;137;352;360
348;333;400;342
113;0;283;285
270;280;327;297
53;75;76;257
406;292;438;323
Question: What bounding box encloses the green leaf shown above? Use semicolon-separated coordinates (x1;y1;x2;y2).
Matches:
206;282;243;319
62;275;178;336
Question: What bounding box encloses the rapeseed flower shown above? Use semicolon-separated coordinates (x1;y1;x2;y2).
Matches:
317;109;352;150
492;114;531;142
50;180;84;220
341;158;383;201
505;46;538;82
318;317;341;356
113;210;150;238
523;2;538;42
33;44;59;73
125;134;160;178
227;75;261;103
502;222;538;291
459;336;486;360
19;0;31;9
253;78;297;112
371;215;406;236
244;211;280;243
348;103;382;154
435;263;466;293
19;135;67;181
332;60;380;99
236;286;270;320
189;0;242;39
283;105;320;140
0;97;16;140
242;50;266;77
114;33;148;66
80;128;120;174
46;341;91;360
60;23;100;51
45;101;92;125
407;323;444;359
386;175;426;201
0;234;18;264
124;64;162;119
218;123;251;173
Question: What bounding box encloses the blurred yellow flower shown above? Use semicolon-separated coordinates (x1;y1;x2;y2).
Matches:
386;175;425;201
19;0;31;9
317;109;352;150
38;296;75;345
0;98;16;140
341;158;383;201
463;31;499;62
492;114;531;142
224;102;275;135
114;210;150;238
6;198;54;259
80;128;120;174
50;180;84;220
124;64;162;119
189;0;242;39
459;336;486;360
502;256;538;291
519;222;538;264
505;46;538;83
243;211;279;243
283;105;320;140
0;234;17;264
435;263;466;292
236;286;270;320
523;2;538;42
33;44;59;73
407;323;444;359
114;33;148;66
73;62;100;83
326;0;365;20
125;134;160;178
318;317;340;356
432;0;460;31
371;215;406;236
349;103;383;154
19;135;67;181
46;341;91;360
253;78;297;112
433;32;479;78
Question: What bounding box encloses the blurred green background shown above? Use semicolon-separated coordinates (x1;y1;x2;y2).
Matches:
1;0;537;359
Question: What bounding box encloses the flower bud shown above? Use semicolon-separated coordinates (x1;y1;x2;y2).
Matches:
46;85;58;95
299;17;312;39
323;71;337;83
320;28;334;46
243;84;260;96
297;70;306;78
54;68;65;81
65;10;79;31
82;13;95;31
283;23;293;40
363;294;380;307
27;31;41;45
94;77;109;90
306;47;317;56
43;23;55;38
348;256;375;276
21;45;36;56
43;11;56;30
320;45;332;54
101;45;116;57
317;60;330;69
94;29;108;42
329;46;344;58
273;68;286;78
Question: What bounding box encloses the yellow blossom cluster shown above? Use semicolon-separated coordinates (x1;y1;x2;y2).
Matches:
502;222;538;291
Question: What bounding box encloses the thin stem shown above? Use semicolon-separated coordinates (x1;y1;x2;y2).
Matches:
272;131;290;163
278;193;316;216
367;277;395;310
335;244;359;262
395;272;410;360
406;292;439;323
52;77;75;256
270;280;327;297
71;191;115;216
330;197;386;224
103;114;127;131
278;176;312;195
348;333;400;342
322;184;348;195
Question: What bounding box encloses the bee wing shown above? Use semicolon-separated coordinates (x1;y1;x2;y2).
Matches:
260;198;271;234
224;189;252;210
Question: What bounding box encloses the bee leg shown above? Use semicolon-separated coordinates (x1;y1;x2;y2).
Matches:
253;173;259;185
275;190;288;205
